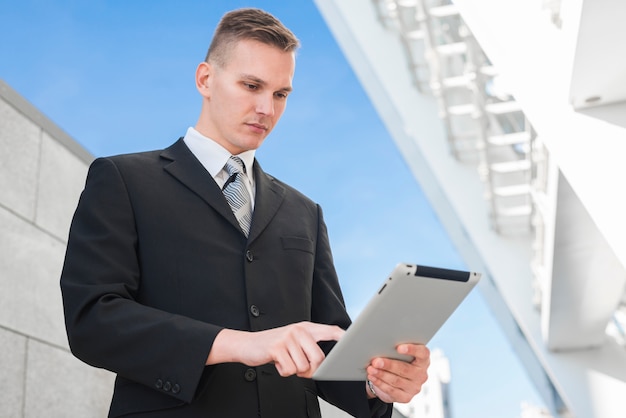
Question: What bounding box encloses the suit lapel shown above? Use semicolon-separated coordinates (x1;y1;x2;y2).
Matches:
248;161;285;243
160;139;241;232
160;138;286;240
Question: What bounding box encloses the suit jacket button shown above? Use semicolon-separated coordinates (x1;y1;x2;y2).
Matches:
250;305;260;317
246;250;254;262
155;379;163;389
172;383;180;394
244;368;257;382
163;381;172;392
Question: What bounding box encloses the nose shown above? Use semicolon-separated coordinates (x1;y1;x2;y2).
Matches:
255;93;275;116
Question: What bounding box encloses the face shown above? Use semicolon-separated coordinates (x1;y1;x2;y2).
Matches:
195;39;295;155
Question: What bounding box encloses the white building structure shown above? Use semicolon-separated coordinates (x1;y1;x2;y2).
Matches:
313;0;626;417
521;402;555;418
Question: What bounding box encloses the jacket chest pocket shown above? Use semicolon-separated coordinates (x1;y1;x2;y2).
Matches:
281;236;314;253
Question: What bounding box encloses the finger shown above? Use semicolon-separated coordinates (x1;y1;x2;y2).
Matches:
273;345;299;376
367;360;423;404
397;343;430;364
266;322;345;377
276;335;314;376
292;323;341;378
287;340;313;374
276;324;329;377
367;357;428;400
271;329;307;376
384;356;428;380
296;326;331;377
307;322;345;342
368;356;415;381
367;361;407;388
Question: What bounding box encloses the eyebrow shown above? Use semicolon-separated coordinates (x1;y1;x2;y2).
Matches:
240;73;293;93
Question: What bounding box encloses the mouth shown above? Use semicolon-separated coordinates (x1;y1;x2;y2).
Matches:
246;122;268;134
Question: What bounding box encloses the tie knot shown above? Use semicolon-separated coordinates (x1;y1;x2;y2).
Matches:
224;156;246;177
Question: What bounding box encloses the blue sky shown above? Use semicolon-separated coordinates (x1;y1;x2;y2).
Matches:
1;0;546;416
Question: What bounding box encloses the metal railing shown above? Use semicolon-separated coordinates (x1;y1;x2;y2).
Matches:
371;0;534;235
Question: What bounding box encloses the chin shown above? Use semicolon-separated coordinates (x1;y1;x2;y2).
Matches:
243;138;267;151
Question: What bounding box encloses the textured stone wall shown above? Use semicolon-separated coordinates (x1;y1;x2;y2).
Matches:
0;80;114;417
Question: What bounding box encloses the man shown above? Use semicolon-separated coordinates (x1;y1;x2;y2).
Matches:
60;8;429;417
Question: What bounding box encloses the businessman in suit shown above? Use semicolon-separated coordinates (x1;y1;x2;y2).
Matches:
60;8;430;417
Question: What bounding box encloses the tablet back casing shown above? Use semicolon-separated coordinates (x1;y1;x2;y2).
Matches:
313;263;481;381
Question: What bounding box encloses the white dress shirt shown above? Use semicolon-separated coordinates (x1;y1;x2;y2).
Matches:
182;127;256;209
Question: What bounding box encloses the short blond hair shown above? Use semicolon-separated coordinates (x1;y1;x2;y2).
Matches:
206;8;300;67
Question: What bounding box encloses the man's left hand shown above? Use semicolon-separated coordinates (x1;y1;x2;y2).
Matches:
365;344;430;404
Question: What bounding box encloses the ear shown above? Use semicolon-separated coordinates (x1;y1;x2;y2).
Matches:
195;61;212;98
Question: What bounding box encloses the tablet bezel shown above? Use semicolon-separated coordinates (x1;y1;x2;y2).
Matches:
312;263;481;381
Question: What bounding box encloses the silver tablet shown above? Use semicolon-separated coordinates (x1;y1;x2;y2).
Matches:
312;263;481;381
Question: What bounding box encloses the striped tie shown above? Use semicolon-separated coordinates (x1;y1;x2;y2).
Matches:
222;156;252;236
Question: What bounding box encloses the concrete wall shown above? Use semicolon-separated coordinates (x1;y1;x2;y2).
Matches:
0;80;114;417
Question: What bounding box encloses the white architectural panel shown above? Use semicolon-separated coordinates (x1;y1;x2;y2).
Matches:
313;0;626;417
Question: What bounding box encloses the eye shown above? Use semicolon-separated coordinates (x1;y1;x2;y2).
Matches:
243;82;258;91
275;91;289;99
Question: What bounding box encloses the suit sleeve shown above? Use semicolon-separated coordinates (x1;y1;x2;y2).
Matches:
60;157;219;404
310;205;392;418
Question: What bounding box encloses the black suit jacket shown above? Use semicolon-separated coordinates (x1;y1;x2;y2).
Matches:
60;139;391;417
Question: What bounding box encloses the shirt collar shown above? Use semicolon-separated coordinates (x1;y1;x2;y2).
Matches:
183;127;256;179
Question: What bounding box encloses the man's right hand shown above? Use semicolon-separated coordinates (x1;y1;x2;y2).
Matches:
205;321;344;378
